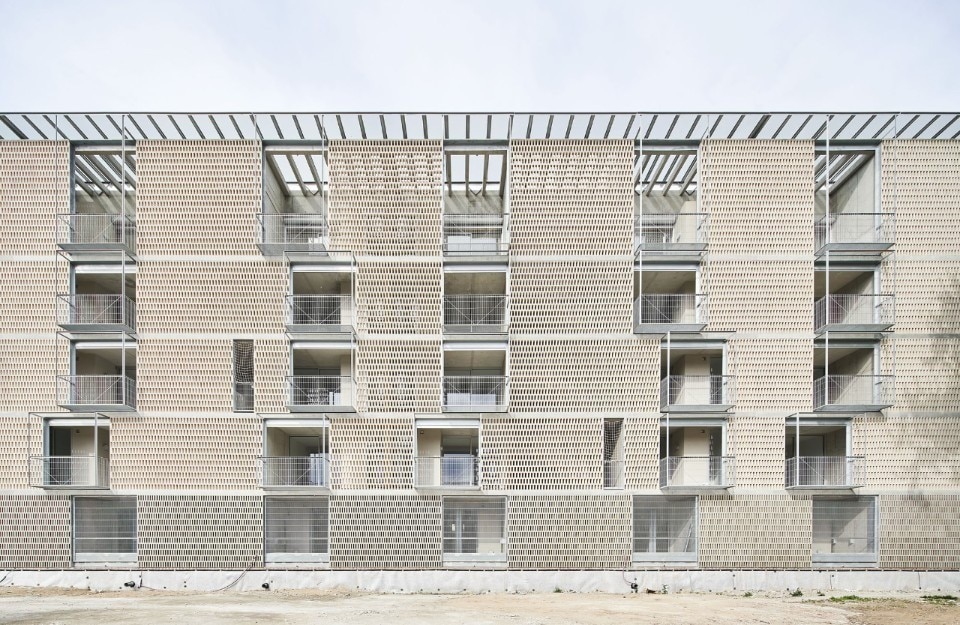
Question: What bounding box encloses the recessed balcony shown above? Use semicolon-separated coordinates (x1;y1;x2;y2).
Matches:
660;455;735;489
30;455;109;489
814;294;894;333
286;294;354;334
442;376;508;412
262;422;330;488
634;212;708;254
415;455;480;488
257;213;328;255
57;213;136;253
444;295;507;334
287;375;354;412
57;294;136;333
660;375;735;412
786;456;865;489
635;294;708;333
58;375;136;411
442;214;508;257
814;212;895;255
813;374;894;412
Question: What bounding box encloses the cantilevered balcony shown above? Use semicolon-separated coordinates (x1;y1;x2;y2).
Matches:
262;455;330;488
286;294;354;333
287;375;354;412
57;294;136;333
660;375;735;412
814;212;895;255
442;214;508;256
56;214;136;253
813;375;894;412
444;295;507;334
814;294;894;333
442;376;508;412
29;455;110;489
57;375;136;411
634;212;708;254
415;455;480;488
257;214;328;254
786;456;865;489
635;294;708;333
660;456;735;489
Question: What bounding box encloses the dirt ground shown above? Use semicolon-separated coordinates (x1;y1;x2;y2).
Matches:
0;587;956;625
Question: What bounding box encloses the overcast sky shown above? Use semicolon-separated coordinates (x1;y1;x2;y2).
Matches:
0;0;957;112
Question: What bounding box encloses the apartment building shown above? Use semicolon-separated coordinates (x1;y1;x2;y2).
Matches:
0;112;958;588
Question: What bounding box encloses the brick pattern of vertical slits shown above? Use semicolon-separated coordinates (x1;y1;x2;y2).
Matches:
508;260;634;334
728;339;813;412
137;495;263;569
725;412;786;488
329;416;413;490
0;338;66;412
354;339;442;413
329;495;442;570
110;416;261;489
254;338;288;414
853;414;960;489
481;417;602;490
136;260;286;334
0;416;41;488
698;494;812;569
507;495;632;570
699;140;814;332
135;140;261;256
623;415;661;490
0;495;71;569
136;339;234;413
355;260;442;334
0;261;62;333
327;140;442;255
889;337;960;412
879;494;960;568
0;141;68;255
882;140;960;255
889;260;960;333
509;140;634;256
508;339;660;412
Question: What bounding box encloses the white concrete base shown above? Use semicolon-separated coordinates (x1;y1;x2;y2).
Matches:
2;569;960;594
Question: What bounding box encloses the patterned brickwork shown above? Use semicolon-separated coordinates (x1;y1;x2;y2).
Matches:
254;338;288;414
355;339;442;413
135;339;234;413
878;494;960;569
135;140;261;256
110;415;261;490
329;495;442;569
327;140;442;255
853;414;960;489
0;338;65;412
726;412;788;488
889;337;960;413
0;141;68;255
0;261;61;333
698;494;812;569
355;260;442;334
728;339;813;413
0;415;41;488
509;140;634;256
507;495;632;569
0;495;71;569
509;338;659;412
329;416;413;490
137;495;263;569
889;260;960;333
623;414;662;490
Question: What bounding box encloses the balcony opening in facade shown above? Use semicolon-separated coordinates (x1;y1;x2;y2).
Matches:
635;269;706;333
660;346;733;412
263;421;330;488
785;420;863;489
258;145;328;255
814;147;892;255
59;146;136;253
634;145;705;260
289;345;354;412
73;496;137;565
603;418;625;489
812;496;877;565
813;345;892;412
443;271;507;335
59;270;137;334
442;145;508;258
233;339;254;412
415;420;480;489
660;422;733;489
442;350;507;412
814;268;893;334
286;270;354;335
61;343;136;411
442;497;507;566
632;495;698;564
30;417;110;489
264;496;329;564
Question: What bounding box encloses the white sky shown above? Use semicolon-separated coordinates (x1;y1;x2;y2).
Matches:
0;0;957;111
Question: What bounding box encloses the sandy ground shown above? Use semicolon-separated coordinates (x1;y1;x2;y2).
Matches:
0;588;956;625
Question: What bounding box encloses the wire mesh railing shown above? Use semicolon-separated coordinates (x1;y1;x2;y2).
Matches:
58;375;136;408
443;295;507;333
29;455;110;488
634;213;708;252
786;456;865;488
442;214;508;254
286;294;352;327
57;213;136;250
603;460;625;488
634;294;707;327
442;497;507;559
56;294;136;329
262;455;330;487
415;455;479;487
257;213;328;251
660;375;734;408
814;212;895;250
659;456;735;488
287;375;353;408
813;374;894;408
442;376;508;410
814;294;894;330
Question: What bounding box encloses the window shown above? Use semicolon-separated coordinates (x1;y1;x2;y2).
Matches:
633;496;697;562
264;497;329;563
233;339;254;411
73;496;137;564
442;497;506;563
603;418;624;488
812;496;876;564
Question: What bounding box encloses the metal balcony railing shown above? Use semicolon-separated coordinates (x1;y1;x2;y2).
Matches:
29;455;110;488
57;213;136;250
814;294;894;331
414;455;479;487
786;456;865;488
442;376;508;410
262;455;330;487
56;294;136;331
603;460;625;489
634;294;708;327
286;294;353;328
58;375;136;409
442;214;508;254
814;212;895;251
634;213;708;252
288;375;353;409
234;382;254;411
257;214;328;252
660;456;735;488
813;374;894;410
660;375;735;409
443;295;508;333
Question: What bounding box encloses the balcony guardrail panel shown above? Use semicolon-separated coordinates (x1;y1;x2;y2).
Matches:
603;460;625;489
814;294;894;331
414;455;479;487
635;294;707;327
285;294;353;328
262;456;330;487
660;375;735;408
634;213;708;252
786;456;865;488
660;456;735;488
57;294;136;330
442;375;508;410
442;214;508;254
814;212;895;251
29;455;109;488
258;214;328;252
57;213;136;250
813;374;894;409
443;295;508;333
287;375;354;408
57;375;136;409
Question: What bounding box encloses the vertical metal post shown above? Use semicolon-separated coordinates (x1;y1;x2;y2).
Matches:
665;331;671;480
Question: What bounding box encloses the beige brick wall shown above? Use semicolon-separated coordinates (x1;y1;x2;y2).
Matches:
879;494;960;568
329;416;414;490
0;495;71;569
355;259;442;334
0;140;68;255
355;339;442;413
0;415;41;488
